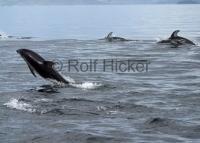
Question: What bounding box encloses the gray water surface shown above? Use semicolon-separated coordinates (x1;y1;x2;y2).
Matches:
0;5;200;143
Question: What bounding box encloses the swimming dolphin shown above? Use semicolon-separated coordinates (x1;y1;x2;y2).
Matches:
101;32;132;42
158;30;195;46
17;49;69;84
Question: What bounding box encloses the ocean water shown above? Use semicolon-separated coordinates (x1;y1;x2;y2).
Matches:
0;5;200;143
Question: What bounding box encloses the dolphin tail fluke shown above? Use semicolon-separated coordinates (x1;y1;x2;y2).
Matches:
170;30;180;38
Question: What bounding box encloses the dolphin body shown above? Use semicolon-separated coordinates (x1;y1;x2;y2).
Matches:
158;30;195;47
17;49;69;84
101;32;132;42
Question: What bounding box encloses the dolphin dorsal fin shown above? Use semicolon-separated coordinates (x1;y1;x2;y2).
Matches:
171;30;180;38
106;32;113;38
44;61;55;68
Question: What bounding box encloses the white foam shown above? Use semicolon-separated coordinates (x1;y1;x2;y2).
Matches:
4;98;36;113
35;98;53;103
97;106;107;111
0;31;9;38
70;82;102;90
108;110;119;115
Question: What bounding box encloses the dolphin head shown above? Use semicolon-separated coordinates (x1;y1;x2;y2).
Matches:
17;49;45;65
17;48;34;55
17;49;47;77
16;48;26;55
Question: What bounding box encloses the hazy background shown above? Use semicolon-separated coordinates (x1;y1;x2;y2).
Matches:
0;0;200;5
1;0;200;143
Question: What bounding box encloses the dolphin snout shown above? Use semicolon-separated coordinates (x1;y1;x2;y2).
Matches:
16;49;24;55
16;49;21;54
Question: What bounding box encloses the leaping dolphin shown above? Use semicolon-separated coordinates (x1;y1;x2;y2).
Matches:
17;49;69;84
158;30;195;47
101;32;132;42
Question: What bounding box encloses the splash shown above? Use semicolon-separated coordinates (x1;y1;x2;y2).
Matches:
4;98;36;113
156;37;163;42
70;82;102;90
0;31;8;39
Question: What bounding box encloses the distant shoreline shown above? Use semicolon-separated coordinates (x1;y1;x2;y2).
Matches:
0;3;200;6
1;0;200;6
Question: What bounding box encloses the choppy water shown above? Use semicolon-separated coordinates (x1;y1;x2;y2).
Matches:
1;5;200;143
